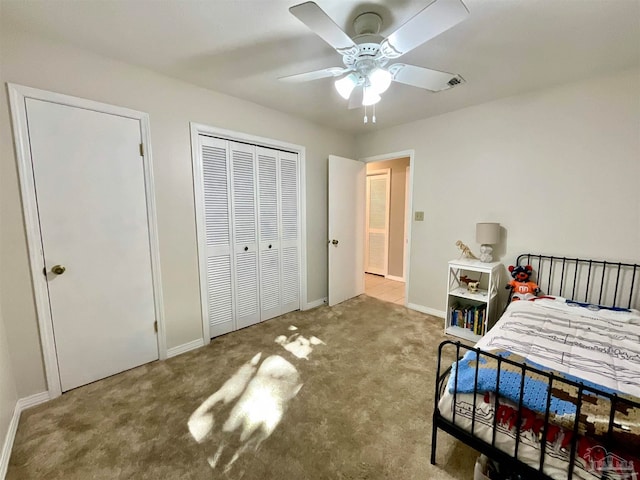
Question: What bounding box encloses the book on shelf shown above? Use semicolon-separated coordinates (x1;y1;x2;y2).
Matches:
449;302;487;336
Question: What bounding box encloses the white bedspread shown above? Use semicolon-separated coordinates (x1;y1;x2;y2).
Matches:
475;299;640;398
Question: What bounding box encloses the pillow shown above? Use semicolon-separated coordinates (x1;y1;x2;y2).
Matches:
533;296;640;324
564;299;631;312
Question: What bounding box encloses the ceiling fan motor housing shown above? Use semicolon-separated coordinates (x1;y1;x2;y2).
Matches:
353;12;383;36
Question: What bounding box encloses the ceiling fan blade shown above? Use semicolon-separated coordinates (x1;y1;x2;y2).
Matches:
380;0;469;58
289;2;357;53
389;64;464;92
279;67;347;82
348;87;363;109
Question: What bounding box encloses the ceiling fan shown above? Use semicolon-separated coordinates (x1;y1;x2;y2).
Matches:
280;0;469;122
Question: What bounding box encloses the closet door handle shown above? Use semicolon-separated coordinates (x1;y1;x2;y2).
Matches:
244;246;248;252
268;244;272;249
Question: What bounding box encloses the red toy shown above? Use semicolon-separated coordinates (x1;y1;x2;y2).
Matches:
506;265;540;301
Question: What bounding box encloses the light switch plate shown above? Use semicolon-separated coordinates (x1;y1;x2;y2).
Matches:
415;211;424;221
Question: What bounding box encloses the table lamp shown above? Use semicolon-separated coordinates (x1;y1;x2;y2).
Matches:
476;222;500;263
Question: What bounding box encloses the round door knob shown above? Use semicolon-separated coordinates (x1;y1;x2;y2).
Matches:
268;244;272;249
244;246;248;252
51;265;66;275
331;239;339;245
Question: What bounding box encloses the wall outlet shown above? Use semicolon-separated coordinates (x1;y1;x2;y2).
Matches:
414;211;424;221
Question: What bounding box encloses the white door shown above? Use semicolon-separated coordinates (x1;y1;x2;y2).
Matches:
256;147;301;319
200;136;236;337
230;142;261;329
256;146;282;321
26;98;158;392
279;151;301;314
328;155;365;306
365;170;390;276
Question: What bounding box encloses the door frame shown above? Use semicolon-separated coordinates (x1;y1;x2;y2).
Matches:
364;168;391;276
360;150;415;307
190;123;307;344
8;83;167;399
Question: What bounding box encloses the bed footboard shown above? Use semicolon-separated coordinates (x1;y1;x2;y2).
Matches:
431;340;640;480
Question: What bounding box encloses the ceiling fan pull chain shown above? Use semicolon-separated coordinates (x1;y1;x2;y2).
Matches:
364;104;368;124
372;103;376;123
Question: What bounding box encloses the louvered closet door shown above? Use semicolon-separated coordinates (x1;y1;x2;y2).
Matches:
365;173;389;276
257;147;282;321
200;136;235;338
230;142;261;329
279;151;300;314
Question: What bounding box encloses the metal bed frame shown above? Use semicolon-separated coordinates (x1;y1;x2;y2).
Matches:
431;254;640;480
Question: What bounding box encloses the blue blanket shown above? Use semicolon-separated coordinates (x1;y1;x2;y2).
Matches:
447;350;621;417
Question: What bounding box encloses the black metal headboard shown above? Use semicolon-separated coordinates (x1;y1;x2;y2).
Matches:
516;254;639;310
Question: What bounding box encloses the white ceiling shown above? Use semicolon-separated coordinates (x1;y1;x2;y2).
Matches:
2;0;639;134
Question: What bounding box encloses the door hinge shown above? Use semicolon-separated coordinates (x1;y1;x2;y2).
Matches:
154;320;158;333
139;143;144;156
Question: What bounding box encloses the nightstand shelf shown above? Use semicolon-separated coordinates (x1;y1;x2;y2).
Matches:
445;259;501;342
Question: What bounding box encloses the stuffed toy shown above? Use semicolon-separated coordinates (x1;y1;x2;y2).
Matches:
506;265;540;301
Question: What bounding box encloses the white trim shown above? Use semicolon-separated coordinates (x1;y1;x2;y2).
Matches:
16;391;50;411
190;127;212;345
360;150;415;308
7;83;167;398
407;302;446;319
167;338;205;358
190;123;308;340
403;165;410;282
385;275;405;282
1;391;50;479
140;115;167;361
303;297;327;310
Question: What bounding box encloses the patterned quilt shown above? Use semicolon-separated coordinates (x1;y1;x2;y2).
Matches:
448;299;640;453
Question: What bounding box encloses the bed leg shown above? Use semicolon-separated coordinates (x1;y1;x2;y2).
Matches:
430;421;437;465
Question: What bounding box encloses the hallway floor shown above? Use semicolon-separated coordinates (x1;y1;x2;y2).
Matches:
364;273;405;305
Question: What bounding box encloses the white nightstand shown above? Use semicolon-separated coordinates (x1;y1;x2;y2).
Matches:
445;258;502;342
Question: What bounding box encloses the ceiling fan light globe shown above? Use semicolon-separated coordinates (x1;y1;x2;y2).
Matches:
362;88;381;106
369;68;392;94
335;74;358;100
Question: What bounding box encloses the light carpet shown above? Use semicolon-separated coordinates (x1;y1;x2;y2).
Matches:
7;295;477;479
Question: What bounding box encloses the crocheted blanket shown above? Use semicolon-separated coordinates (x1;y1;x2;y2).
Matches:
447;349;640;452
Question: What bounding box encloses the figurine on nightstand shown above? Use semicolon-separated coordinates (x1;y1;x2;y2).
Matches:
455;240;478;260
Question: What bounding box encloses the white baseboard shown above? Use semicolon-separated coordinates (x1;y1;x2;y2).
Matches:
0;402;20;480
407;303;446;319
167;338;205;358
16;391;50;411
385;275;405;282
303;297;327;310
1;391;50;479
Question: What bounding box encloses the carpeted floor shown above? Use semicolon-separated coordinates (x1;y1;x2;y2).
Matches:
7;295;478;479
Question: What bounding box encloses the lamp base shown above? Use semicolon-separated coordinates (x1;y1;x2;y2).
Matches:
479;244;493;263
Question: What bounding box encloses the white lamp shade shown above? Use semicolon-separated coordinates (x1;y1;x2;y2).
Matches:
369;68;392;94
362;86;381;106
335;73;358;100
476;222;500;244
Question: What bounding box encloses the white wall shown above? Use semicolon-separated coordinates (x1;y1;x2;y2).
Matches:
0;273;19;477
0;24;356;397
356;69;640;313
